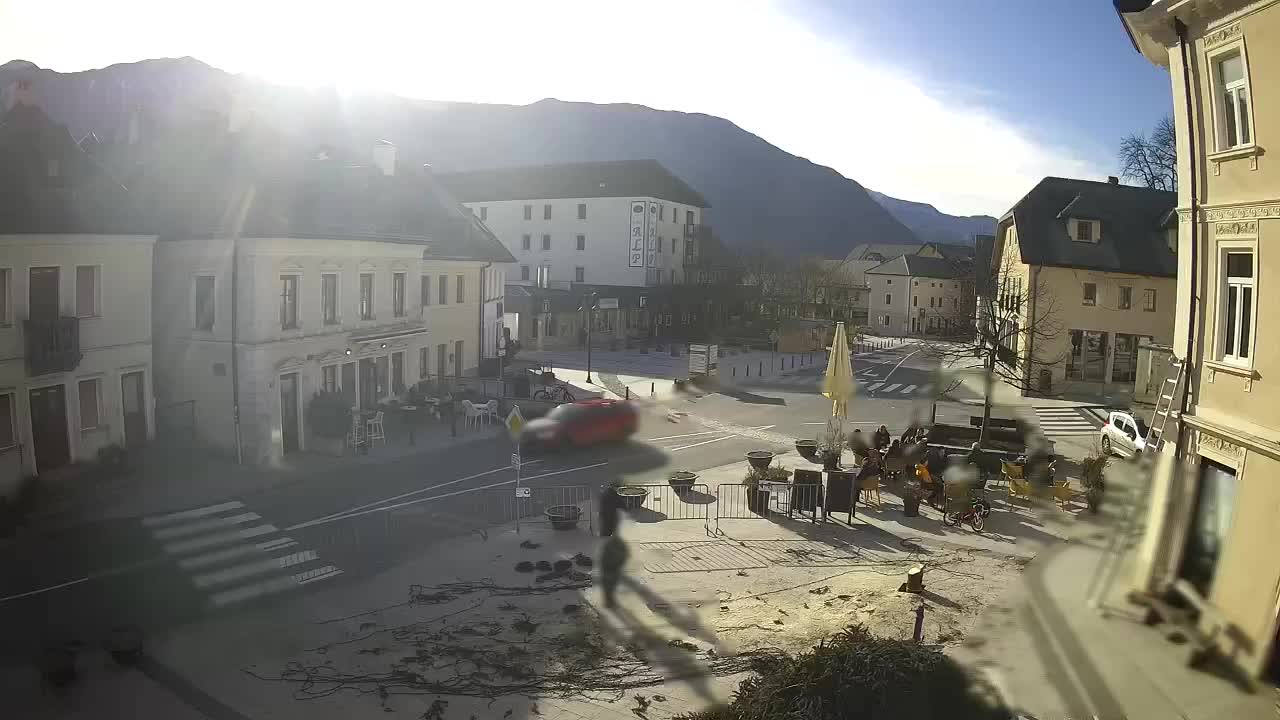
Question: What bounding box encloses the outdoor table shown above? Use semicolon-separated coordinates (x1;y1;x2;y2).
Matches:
400;405;419;446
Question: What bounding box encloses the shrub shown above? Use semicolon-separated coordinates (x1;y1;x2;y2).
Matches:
307;391;352;439
676;625;1007;720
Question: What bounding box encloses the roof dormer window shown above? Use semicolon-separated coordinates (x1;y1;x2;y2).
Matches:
1071;218;1099;244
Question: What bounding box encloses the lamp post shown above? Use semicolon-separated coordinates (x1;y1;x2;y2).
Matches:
582;291;598;383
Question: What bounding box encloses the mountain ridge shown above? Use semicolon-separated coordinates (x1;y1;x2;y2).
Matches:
2;57;991;257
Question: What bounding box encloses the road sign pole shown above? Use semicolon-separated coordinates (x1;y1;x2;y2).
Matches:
514;454;521;535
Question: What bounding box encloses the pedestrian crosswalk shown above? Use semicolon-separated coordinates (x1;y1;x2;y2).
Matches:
739;373;932;397
143;500;341;608
1033;407;1103;436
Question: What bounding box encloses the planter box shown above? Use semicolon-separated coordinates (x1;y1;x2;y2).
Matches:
794;440;819;462
545;505;582;531
747;489;771;515
669;471;699;491
616;487;649;511
746;451;775;471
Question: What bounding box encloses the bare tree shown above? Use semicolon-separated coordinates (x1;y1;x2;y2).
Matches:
921;253;1065;446
1119;115;1177;192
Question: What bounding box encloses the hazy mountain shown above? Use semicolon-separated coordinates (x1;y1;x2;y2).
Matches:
2;57;938;257
867;190;996;247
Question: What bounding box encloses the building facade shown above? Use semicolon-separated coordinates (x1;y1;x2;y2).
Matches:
1121;0;1280;682
865;255;970;336
990;176;1177;397
439;160;709;289
0;102;156;499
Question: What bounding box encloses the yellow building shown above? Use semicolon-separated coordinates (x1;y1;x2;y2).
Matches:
990;176;1177;398
1120;0;1280;683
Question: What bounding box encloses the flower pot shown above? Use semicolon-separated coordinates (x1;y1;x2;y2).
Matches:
747;489;771;515
794;440;819;462
903;493;922;517
669;471;698;492
821;451;841;472
615;486;650;511
106;625;143;667
545;505;582;530
746;451;775;471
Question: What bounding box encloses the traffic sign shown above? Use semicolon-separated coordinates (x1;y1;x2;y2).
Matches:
597;298;619;310
511;452;521;468
515;487;531;498
505;405;526;440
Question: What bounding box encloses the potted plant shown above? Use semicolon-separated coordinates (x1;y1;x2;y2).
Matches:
902;477;923;517
545;504;583;530
746;450;775;471
307;391;352;456
743;468;770;515
794;439;819;462
1081;452;1109;513
669;470;699;492
815;424;845;471
615;486;649;511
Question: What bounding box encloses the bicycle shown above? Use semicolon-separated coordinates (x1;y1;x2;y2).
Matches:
533;384;575;403
943;497;986;532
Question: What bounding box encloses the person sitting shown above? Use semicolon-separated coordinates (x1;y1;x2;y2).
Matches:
885;439;902;459
855;452;882;484
900;423;920;445
849;429;869;464
873;425;891;450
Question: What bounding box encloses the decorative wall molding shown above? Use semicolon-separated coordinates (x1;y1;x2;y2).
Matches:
1197;431;1245;460
1214;220;1259;236
1203;22;1242;48
275;355;307;371
1202;204;1280;222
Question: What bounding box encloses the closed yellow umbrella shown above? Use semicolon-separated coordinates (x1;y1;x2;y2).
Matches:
822;322;857;418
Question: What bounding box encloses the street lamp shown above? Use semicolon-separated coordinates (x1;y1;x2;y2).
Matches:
580;291;599;383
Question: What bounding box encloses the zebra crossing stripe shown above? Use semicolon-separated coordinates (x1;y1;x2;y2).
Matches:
193;550;320;589
179;537;300;570
901;384;917;394
881;383;902;393
866;382;884;391
163;524;278;555
151;512;262;540
143;501;245;527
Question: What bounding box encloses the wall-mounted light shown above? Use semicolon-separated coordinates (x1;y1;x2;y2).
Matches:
380;342;387;349
345;348;352;355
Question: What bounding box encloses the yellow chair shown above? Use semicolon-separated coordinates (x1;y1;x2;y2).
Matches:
1053;480;1077;510
1001;460;1025;483
859;474;882;508
1008;477;1033;503
943;480;969;517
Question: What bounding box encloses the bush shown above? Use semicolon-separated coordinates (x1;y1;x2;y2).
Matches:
307;391;352;439
675;625;1007;720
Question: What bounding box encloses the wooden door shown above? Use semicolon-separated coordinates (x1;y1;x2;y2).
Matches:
29;384;69;472
121;371;147;448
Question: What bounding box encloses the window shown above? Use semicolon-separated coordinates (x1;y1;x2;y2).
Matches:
1113;334;1140;382
0;393;14;449
575;266;585;282
391;352;405;395
419;347;430;378
577;203;587;220
392;272;406;317
1143;289;1156;312
438;274;448;305
671;237;676;254
1119;286;1132;310
1215;51;1252;150
521;265;530;281
952;298;958;310
670;269;676;284
576;234;586;251
657;237;663;254
541;234;551;251
886;279;893;285
77;378;101;431
280;275;299;329
522;234;531;251
359;273;374;320
913;296;918;307
322;365;338;393
195;275;215;330
543;203;552;220
0;268;10;326
885;294;891;304
76;265;99;317
523;204;532;220
479;206;488;221
930;297;936;308
881;315;890;327
1067;329;1108;382
420;275;431;307
659;205;665;221
1082;282;1096;306
1221;251;1254;362
456;274;465;303
1074;220;1095;243
686;210;694;225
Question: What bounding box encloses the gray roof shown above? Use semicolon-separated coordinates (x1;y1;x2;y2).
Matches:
438;159;709;208
864;254;962;279
1007;177;1176;277
844;242;924;263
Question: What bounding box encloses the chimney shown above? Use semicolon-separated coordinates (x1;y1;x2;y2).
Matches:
372;140;396;176
1107;176;1119;185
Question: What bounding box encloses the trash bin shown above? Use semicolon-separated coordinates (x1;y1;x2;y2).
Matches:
513;373;531;398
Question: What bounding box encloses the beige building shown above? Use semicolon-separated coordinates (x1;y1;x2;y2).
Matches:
865;255;971;336
990;176;1177;397
1120;0;1280;683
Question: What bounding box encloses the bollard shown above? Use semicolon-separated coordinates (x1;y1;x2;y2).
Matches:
746;364;750;377
650;382;655;396
732;366;736;377
626;386;630;400
913;605;925;643
758;361;763;375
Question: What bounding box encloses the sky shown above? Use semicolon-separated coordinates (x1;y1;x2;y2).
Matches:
0;0;1172;218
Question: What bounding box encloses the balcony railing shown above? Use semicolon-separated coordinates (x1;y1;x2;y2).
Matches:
25;316;82;376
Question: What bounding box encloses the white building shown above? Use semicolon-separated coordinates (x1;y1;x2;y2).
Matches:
865;255;971;336
438;160;710;289
149;131;512;464
0;102;156;499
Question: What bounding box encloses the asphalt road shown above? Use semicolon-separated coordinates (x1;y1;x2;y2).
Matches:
0;343;972;665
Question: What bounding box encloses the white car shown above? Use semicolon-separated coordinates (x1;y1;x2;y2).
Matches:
1100;410;1149;457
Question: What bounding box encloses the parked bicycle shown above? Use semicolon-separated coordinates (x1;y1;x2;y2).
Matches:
533;384;575;403
943;497;986;532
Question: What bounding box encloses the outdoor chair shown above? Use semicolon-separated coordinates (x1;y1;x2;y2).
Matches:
883;456;906;483
1008;477;1033;503
858;474;882;508
347;412;364;451
483;399;501;423
1052;480;1077;510
366;411;386;447
943;480;969;518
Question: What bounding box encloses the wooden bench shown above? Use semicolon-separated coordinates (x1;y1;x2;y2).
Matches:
1139;579;1230;668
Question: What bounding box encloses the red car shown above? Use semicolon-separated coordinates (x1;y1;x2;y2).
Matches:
520;399;638;451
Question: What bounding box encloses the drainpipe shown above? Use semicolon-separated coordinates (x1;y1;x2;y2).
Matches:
230;234;243;465
478;262;491;377
1173;17;1199;460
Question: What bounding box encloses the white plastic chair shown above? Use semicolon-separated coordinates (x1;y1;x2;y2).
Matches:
483;400;500;424
366;411;386;446
347;410;364;451
461;400;483;429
